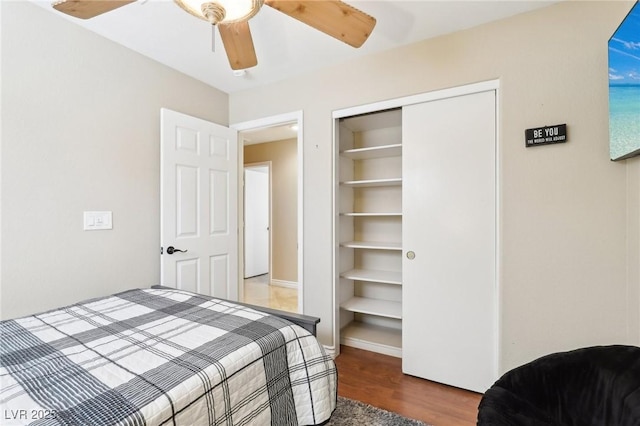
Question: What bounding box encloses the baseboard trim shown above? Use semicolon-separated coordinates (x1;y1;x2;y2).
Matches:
323;345;337;358
270;279;298;289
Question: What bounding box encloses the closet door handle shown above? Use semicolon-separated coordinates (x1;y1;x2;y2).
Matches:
166;246;188;255
406;251;416;260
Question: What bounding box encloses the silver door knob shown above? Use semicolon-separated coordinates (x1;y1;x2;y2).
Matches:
406;251;415;260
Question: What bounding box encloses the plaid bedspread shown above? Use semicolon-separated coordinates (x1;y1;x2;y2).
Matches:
0;288;337;425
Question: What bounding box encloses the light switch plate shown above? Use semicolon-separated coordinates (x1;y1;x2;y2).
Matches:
83;211;112;231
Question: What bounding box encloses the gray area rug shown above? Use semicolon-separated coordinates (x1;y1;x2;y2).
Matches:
326;396;428;426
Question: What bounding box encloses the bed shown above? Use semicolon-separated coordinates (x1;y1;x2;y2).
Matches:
0;287;337;425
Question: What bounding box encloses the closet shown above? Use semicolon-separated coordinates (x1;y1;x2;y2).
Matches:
333;82;498;393
336;108;403;358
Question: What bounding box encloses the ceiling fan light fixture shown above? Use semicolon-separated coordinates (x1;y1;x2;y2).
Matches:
174;0;264;25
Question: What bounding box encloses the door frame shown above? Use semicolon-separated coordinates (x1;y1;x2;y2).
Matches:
243;161;272;279
232;111;304;314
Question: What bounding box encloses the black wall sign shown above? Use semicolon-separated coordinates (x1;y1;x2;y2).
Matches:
525;124;567;147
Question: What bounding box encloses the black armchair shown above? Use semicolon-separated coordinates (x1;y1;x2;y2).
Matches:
477;345;640;425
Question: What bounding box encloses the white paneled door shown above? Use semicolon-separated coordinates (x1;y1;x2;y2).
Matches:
402;90;497;393
244;165;270;278
160;108;238;300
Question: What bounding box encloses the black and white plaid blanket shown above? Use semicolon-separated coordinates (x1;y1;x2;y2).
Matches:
0;288;337;425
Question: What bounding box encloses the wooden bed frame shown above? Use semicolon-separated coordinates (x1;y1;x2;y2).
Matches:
150;285;320;336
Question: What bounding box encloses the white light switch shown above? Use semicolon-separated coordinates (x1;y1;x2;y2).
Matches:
84;211;112;231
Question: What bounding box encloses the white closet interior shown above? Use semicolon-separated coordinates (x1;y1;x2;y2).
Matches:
337;108;403;358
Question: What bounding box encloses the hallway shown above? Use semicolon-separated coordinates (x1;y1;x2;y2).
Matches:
243;274;298;313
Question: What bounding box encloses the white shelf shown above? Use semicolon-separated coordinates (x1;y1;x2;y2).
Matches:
339;109;402;132
340;269;402;285
340;178;402;188
341;144;402;160
341;297;402;319
340;212;401;217
340;241;402;251
341;322;402;358
337;108;404;359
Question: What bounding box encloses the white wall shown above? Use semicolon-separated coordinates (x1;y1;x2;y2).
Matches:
0;1;229;319
629;160;640;343
0;0;3;318
230;1;640;371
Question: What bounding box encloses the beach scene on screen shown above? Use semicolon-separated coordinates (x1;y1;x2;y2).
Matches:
609;2;640;161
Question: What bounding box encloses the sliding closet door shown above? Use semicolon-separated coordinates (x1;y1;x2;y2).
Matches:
402;90;497;393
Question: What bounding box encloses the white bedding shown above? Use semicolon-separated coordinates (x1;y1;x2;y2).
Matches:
0;288;337;425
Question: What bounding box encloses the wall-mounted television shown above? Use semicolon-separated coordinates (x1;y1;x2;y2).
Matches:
608;1;640;161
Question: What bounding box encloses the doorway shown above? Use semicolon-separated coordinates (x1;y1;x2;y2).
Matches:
233;112;303;314
244;163;270;279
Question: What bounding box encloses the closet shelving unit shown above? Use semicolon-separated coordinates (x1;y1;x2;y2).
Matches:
336;108;403;357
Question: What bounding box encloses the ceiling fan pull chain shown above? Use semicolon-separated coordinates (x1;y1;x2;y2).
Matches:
211;25;216;53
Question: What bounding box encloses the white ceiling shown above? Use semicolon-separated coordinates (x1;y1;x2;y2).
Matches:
31;0;558;94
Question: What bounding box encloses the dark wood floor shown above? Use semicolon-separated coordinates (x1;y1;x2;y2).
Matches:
334;346;483;426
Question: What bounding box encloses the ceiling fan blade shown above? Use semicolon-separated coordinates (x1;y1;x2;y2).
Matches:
218;22;258;70
52;0;135;19
265;0;376;48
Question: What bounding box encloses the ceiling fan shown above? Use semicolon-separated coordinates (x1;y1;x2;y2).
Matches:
51;0;377;71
